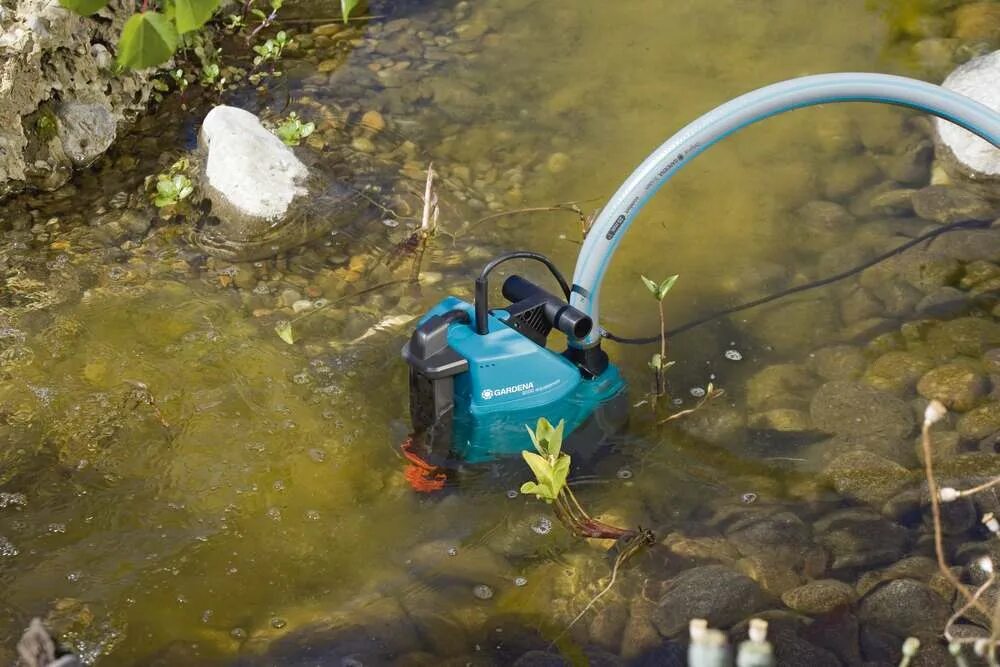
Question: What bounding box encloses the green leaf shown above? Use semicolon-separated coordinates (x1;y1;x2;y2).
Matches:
550;455;570;497
648;353;661;370
656;274;679;301
641;275;659;297
174;0;220;33
58;0;109;15
117;12;179;70
522;450;554;489
520;481;553;502
275;321;295;344
340;0;360;22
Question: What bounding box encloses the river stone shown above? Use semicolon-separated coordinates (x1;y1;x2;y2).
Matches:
927;317;1000;357
199;105;309;225
651;565;770;637
811;380;915;443
916;286;971;318
809;345;866;381
814;508;909;570
781;579;857;615
863;350;935;393
55;102;117;168
745;363;818;411
748;408;813;433
931;229;1000;263
916;361;989;411
824;450;912;508
935;50;1000;198
857;579;950;639
911;185;996;223
868;188;916;216
724;511;813;571
957;401;1000;440
855;556;939;597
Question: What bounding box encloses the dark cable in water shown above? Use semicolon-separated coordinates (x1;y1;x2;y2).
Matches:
601;218;992;345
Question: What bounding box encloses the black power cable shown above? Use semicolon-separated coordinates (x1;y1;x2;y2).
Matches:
601;218;992;345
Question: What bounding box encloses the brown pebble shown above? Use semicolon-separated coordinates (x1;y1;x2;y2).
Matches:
361;109;386;133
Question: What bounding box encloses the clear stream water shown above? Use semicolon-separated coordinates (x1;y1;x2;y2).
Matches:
0;0;990;664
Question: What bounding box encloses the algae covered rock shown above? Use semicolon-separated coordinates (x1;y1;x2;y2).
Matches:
916;361;989;412
824;450;913;508
857;579;950;639
810;380;915;441
781;579;857;615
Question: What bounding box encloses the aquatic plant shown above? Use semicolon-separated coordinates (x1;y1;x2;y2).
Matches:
520;418;646;542
641;274;678;398
274;112;315;146
150;157;194;210
252;30;290;66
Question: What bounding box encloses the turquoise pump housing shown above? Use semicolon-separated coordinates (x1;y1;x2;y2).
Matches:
415;296;625;463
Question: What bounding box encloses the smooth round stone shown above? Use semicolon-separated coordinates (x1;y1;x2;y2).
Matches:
781;579;857;615
546;152;571;174
917;362;989;412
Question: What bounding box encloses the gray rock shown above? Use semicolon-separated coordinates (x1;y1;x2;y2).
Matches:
857;579;950;639
880;140;933;185
911;185;996;224
824;450;912;508
931;229;1000;263
935;50;1000;198
199;105;309;226
781;579;857;615
724;511;813;571
811;380;915;442
814;508;909;570
652;565;770;637
916;286;971;318
855;555;938;597
54;102;116;168
747;408;813;433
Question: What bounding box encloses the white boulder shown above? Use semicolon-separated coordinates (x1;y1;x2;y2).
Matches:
935;50;1000;197
198;105;309;226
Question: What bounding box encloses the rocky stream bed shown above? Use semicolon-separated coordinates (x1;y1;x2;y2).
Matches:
3;0;1000;665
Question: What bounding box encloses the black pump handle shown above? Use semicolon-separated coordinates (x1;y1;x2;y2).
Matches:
474;251;572;335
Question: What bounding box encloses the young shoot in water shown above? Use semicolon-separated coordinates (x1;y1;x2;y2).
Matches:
641;274;678;402
520;418;652;542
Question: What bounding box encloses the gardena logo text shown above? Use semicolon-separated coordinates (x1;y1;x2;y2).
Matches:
481;382;534;400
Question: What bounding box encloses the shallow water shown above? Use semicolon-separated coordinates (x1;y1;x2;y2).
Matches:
0;0;996;664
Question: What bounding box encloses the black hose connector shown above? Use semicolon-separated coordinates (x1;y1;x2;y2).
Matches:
502;275;592;339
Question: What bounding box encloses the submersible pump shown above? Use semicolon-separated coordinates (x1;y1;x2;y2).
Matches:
402;72;1000;466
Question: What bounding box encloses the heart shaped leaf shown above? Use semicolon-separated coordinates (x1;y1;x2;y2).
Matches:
174;0;220;33
117;11;179;70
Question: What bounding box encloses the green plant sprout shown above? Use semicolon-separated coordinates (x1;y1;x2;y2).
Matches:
252;30;289;66
340;0;361;22
521;418;655;646
641;274;678;398
520;418;645;541
274;112;315;146
150;157;194;209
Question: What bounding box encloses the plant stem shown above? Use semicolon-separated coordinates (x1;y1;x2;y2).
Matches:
657;299;666;396
921;417;989;617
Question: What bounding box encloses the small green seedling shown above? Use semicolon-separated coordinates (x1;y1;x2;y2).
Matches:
252;30;290;66
274;112;315;146
150;158;194;210
520;418;570;503
641;274;679;399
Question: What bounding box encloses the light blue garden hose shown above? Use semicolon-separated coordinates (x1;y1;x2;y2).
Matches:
569;72;1000;349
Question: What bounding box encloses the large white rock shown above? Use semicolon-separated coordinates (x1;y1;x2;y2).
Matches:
935;50;1000;196
198;105;309;226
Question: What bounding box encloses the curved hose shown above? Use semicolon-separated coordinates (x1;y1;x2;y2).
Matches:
569;72;1000;348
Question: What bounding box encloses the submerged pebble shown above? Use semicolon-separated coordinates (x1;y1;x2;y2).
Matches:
472;584;494;600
